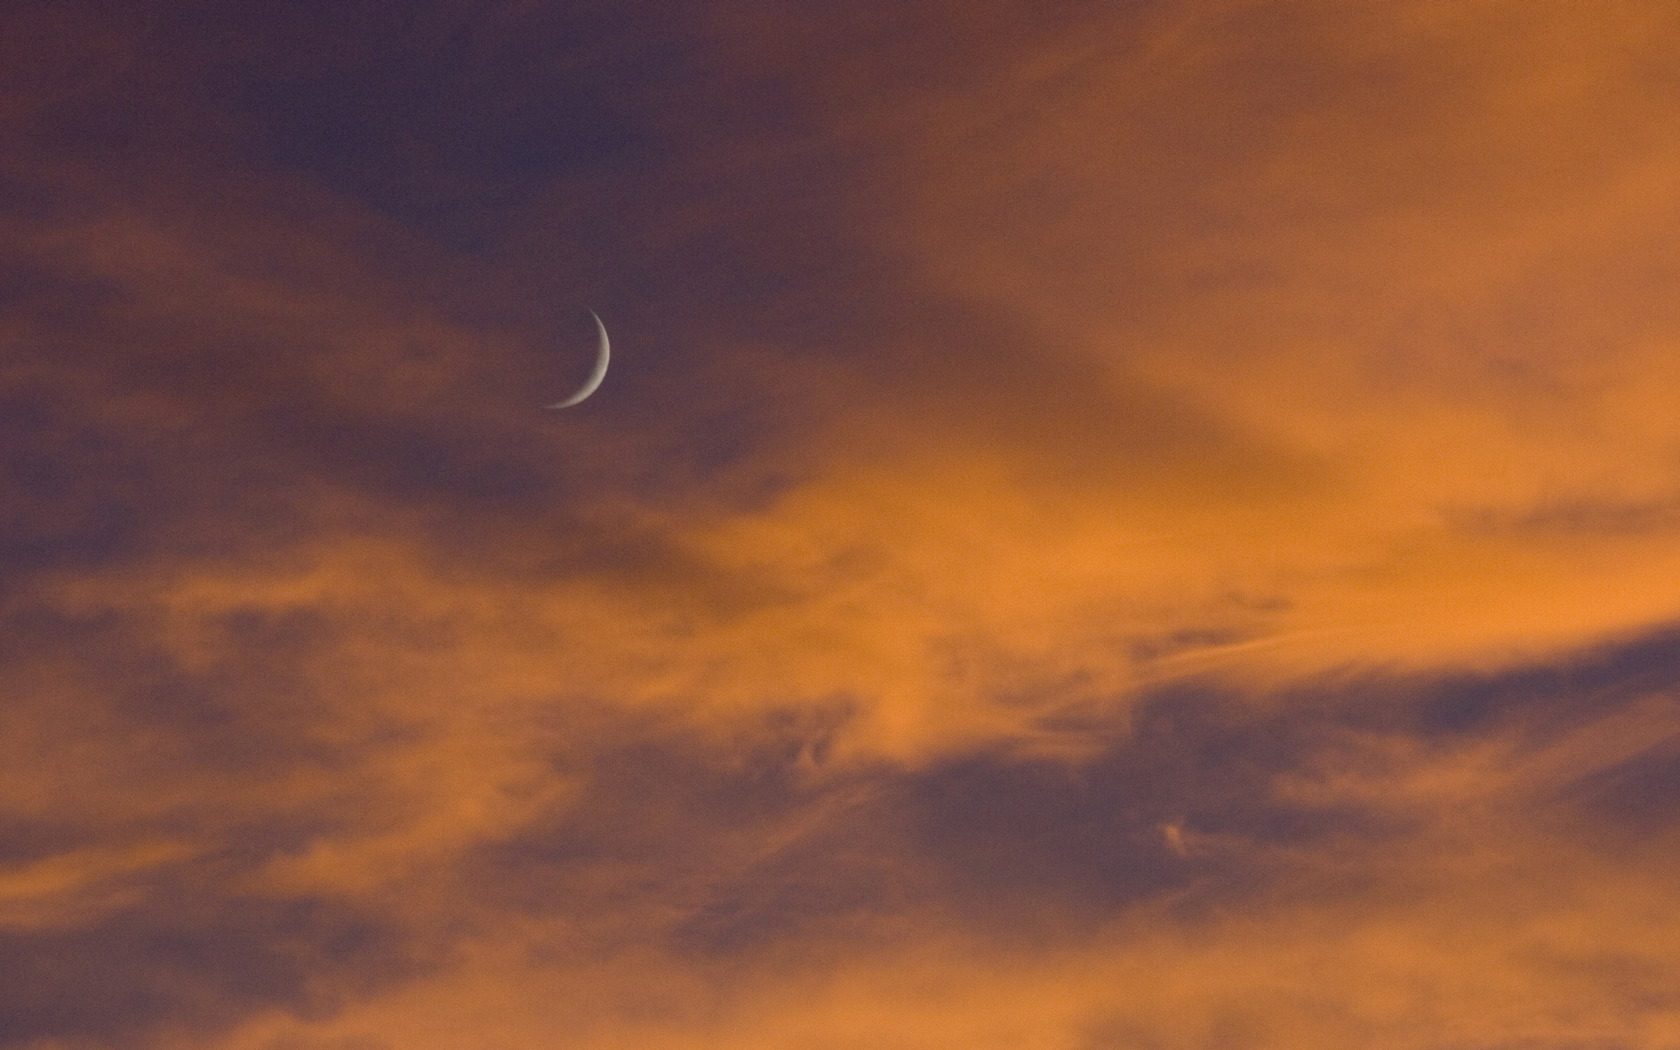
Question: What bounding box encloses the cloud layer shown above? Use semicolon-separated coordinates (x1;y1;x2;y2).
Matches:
5;1;1680;1047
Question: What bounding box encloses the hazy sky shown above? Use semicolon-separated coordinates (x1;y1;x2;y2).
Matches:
6;2;1680;1048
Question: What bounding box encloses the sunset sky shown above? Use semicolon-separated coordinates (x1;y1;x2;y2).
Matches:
6;2;1680;1048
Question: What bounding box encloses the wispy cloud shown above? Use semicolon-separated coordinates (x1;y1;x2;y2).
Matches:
6;2;1680;1048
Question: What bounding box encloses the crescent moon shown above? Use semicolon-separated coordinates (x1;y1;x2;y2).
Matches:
548;311;610;408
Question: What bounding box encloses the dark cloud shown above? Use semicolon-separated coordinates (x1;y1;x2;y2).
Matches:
0;890;414;1049
1346;627;1680;743
1567;745;1680;836
0;381;148;578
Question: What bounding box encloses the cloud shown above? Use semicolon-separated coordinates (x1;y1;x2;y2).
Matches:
8;2;1680;1048
245;630;1680;1048
186;632;1680;1050
0;890;414;1049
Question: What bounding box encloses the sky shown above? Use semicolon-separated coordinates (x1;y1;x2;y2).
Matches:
5;1;1680;1047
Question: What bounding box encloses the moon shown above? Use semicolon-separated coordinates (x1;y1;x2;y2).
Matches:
548;311;610;408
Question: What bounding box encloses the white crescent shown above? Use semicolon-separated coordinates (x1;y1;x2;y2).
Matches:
549;311;610;408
